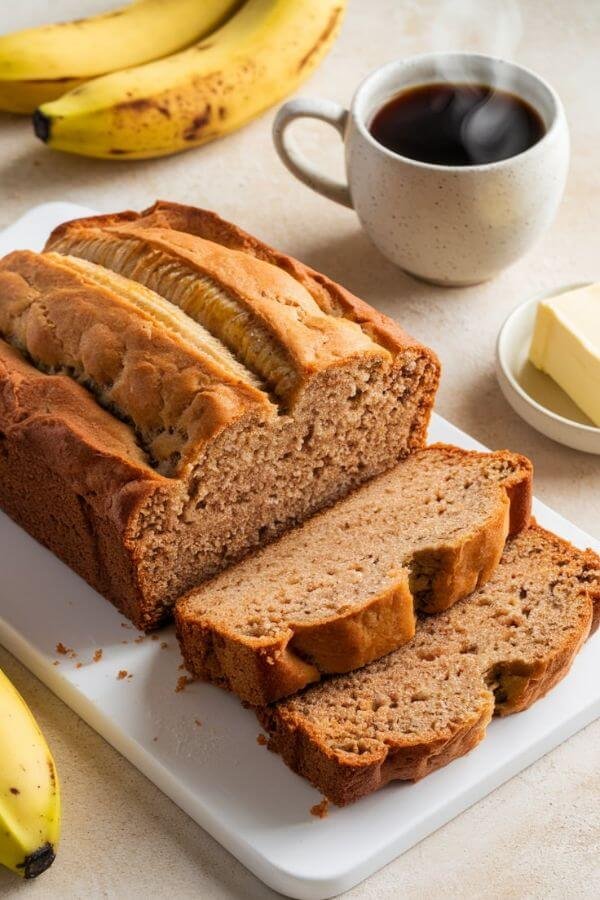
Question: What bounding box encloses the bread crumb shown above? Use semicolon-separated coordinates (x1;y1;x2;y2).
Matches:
121;640;129;645
55;642;70;655
310;798;329;819
128;673;133;679
68;650;77;659
161;641;169;649
153;736;158;742
256;733;268;746
175;675;193;693
120;622;132;629
194;719;202;727
134;635;145;644
117;670;128;680
178;663;186;670
76;662;83;669
93;649;103;663
151;634;159;641
52;660;60;666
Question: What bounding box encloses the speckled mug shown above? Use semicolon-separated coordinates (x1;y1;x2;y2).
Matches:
273;52;569;286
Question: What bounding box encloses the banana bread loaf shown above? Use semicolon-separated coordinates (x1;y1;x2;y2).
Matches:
259;524;600;805
176;445;532;704
0;203;439;629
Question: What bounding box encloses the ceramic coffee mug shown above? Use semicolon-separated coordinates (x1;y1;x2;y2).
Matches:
273;52;569;285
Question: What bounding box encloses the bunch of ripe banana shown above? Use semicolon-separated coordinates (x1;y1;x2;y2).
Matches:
0;0;346;159
0;667;61;879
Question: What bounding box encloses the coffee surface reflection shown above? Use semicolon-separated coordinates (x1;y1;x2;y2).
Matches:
369;82;546;166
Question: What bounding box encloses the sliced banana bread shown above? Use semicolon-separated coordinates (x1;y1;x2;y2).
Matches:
0;203;439;629
176;446;532;704
259;525;600;805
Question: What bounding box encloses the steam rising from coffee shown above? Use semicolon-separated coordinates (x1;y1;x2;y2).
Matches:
429;0;522;61
429;0;528;165
370;0;544;166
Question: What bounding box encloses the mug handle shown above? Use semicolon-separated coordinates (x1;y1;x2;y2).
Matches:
273;98;353;209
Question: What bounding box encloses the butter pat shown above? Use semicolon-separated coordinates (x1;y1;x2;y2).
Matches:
529;284;600;426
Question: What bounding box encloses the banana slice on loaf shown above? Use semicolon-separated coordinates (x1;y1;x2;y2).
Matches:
176;445;532;704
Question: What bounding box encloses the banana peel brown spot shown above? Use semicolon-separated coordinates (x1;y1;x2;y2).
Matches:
116;97;157;113
47;755;57;791
297;7;343;72
183;104;212;140
27;76;78;84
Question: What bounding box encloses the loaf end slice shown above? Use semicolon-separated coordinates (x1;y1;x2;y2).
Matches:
258;525;600;806
176;445;532;704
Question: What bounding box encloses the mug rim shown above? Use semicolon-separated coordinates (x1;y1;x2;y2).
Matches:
351;51;565;173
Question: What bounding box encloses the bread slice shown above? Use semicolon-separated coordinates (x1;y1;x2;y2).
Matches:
258;525;600;805
0;203;439;629
175;446;532;704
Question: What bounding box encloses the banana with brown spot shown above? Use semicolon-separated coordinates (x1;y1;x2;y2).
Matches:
34;0;347;159
0;668;60;878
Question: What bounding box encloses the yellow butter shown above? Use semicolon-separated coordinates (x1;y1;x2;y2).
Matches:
529;284;600;427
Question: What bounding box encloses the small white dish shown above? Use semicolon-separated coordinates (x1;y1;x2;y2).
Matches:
496;283;600;454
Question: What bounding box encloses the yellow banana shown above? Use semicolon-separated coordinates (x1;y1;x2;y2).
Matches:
0;668;60;879
0;0;242;114
34;0;346;159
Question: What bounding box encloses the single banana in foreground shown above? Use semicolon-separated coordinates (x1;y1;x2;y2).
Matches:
34;0;346;159
0;668;60;879
0;0;242;114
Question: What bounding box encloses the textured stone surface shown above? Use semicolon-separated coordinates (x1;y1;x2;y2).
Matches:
0;0;599;897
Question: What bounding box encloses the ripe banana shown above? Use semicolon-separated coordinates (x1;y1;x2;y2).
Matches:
0;0;242;114
34;0;346;159
0;668;60;879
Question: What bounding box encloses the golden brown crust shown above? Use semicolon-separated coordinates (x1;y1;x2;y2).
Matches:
258;524;599;806
46;201;441;439
0;250;270;474
47;200;437;360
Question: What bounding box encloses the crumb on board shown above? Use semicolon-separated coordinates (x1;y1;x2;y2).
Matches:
55;642;71;655
153;736;158;742
117;670;128;680
151;634;159;641
310;798;329;819
52;660;60;667
93;649;103;663
76;662;83;669
194;719;202;727
120;622;132;629
175;675;193;693
134;635;145;644
256;733;268;746
121;640;129;645
160;642;169;650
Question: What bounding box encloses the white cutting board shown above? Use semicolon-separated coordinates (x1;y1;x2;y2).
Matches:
1;203;599;900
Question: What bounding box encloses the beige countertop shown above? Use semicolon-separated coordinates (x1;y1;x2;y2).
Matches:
0;0;599;897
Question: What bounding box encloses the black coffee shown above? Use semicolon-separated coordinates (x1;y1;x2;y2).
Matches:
369;82;545;166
